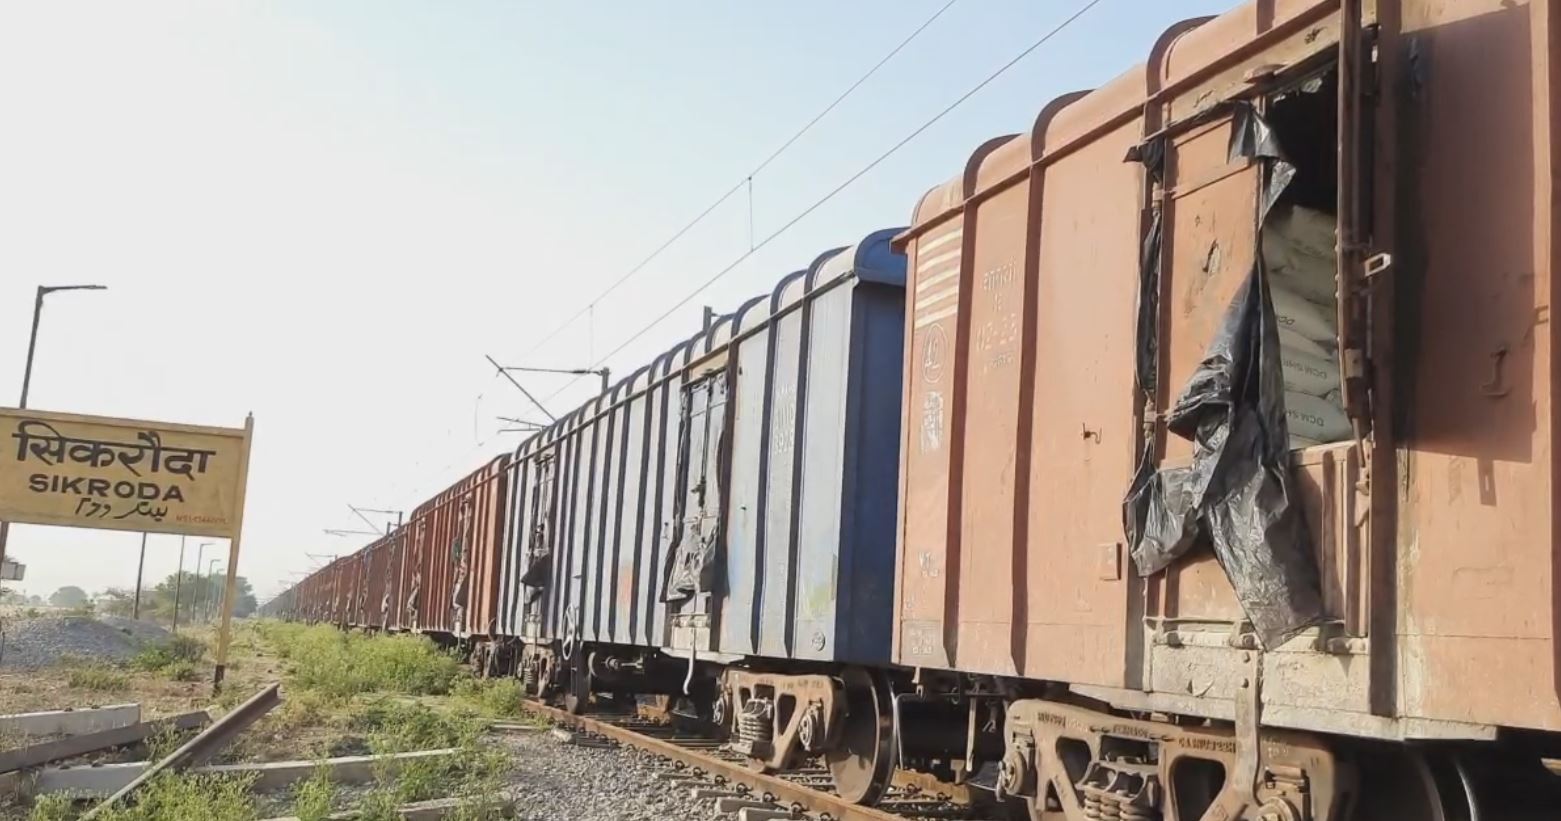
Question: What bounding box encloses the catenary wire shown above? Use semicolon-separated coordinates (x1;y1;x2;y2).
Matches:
540;0;1107;405
512;0;962;361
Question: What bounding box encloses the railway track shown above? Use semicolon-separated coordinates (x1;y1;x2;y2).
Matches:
520;699;1000;821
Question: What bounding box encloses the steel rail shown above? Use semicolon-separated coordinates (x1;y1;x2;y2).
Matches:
82;683;282;819
521;699;965;821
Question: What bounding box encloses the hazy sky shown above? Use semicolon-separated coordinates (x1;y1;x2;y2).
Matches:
0;1;1232;603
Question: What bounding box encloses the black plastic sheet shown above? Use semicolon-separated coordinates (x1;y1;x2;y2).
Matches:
1123;104;1324;648
663;375;726;601
518;541;551;588
664;520;719;601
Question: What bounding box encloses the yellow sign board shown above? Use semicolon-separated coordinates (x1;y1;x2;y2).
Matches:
0;408;252;538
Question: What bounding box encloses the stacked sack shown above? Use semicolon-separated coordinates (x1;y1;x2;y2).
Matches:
1263;206;1350;448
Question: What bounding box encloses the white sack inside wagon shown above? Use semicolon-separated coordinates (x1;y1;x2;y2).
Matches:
1286;390;1352;443
1279;344;1340;397
1263;205;1339;305
1271;284;1337;344
1264;206;1351;447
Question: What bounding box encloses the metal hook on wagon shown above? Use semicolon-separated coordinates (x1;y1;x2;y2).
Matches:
683;628;698;696
1481;345;1511;398
561;606;579;662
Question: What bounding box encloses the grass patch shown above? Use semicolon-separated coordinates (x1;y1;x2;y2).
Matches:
131;635;206;673
30;771;260;821
257;623;461;698
289;763;336;821
164;661;201;682
355;699;478;754
65;664;130;692
451;677;523;718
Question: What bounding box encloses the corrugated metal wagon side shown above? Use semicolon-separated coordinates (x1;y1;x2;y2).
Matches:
888;2;1561;819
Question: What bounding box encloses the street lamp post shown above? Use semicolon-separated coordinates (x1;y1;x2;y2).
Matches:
172;536;187;633
19;284;107;409
132;533;148;620
206;559;222;621
193;542;212;622
0;284;108;573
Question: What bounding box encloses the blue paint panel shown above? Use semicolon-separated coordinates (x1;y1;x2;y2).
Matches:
634;357;670;646
613;368;650;646
757;269;813;658
498;456;529;636
590;394;619;641
793;279;851;660
499;229;905;668
719;295;772;656
650;342;693;644
733;228;906;665
569;414;595;642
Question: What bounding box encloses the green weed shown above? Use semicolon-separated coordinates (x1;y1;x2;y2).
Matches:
81;771;259;821
26;794;73;821
66;665;130;692
131;635;207;673
290;763;336;821
356;699;478;754
452;677;524;718
165;661;201;682
257;624;460;698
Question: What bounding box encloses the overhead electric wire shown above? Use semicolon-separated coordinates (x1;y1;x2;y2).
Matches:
541;0;1107;404
370;0;1100;534
512;0;962;361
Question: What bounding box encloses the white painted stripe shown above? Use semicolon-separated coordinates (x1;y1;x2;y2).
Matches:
916;287;958;308
919;230;963;253
914;305;960;327
915;267;961;294
916;248;962;272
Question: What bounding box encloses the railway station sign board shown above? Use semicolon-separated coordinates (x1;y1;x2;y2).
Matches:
0;408;251;538
0;407;255;688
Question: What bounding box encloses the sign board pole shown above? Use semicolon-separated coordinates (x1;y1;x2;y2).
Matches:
133;532;147;620
212;414;254;691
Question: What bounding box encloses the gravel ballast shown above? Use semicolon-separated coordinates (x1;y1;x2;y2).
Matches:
499;728;727;821
0;615;168;669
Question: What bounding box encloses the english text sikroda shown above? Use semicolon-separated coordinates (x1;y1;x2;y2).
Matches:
26;472;187;503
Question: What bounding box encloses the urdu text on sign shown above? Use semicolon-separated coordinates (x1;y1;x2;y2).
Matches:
0;408;247;538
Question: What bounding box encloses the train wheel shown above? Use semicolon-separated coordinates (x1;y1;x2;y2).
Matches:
1351;746;1479;821
825;667;895;805
564;656;591;715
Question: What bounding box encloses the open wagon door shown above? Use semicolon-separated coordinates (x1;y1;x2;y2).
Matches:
664;367;729;655
1125;98;1330;648
1124;8;1382;650
519;452;557;636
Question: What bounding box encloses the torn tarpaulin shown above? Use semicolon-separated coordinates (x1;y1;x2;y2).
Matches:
518;542;551;588
663;375;726;602
1123;104;1325;648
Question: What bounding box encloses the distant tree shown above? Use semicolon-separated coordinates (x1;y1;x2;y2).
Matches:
95;588;138;618
138;571;259;624
26;594;43;606
49;586;89;608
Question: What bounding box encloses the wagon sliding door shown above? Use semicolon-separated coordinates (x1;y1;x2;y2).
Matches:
521;452;558;641
1145;109;1268;629
1136;3;1377;715
665;367;729;655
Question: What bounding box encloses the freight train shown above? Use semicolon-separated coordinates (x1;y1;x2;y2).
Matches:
262;1;1561;817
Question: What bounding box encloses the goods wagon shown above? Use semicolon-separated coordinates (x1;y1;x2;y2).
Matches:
493;228;906;795
331;553;358;628
400;454;510;637
358;533;394;629
262;0;1561;816
890;0;1561;818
